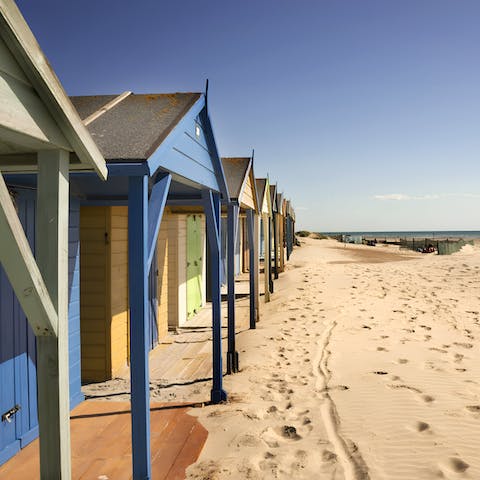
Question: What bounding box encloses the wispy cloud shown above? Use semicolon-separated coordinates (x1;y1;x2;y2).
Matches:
373;193;480;201
373;193;439;201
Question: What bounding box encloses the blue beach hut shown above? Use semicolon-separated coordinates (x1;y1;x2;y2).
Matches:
68;89;229;478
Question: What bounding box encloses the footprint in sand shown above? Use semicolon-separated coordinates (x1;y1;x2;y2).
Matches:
420;394;435;403
454;353;464;363
387;384;422;394
453;342;473;349
397;358;409;364
321;449;337;463
429;347;448;354
439;457;470;474
465;405;480;414
408;421;430;433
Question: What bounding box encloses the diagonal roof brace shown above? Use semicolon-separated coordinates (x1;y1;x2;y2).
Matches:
0;173;58;336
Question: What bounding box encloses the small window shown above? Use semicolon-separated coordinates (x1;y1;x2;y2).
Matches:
195;124;201;138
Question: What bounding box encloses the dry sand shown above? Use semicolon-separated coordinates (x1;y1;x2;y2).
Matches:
185;238;480;480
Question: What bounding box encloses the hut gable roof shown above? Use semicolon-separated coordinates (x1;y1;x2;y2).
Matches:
221;157;250;199
269;184;277;213
221;157;258;211
255;177;271;216
70;93;201;161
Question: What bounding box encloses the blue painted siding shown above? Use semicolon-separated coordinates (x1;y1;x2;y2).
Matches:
0;192;83;466
147;102;221;192
0;192;37;465
68;199;84;408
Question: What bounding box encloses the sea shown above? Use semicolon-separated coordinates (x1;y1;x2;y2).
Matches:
323;231;480;240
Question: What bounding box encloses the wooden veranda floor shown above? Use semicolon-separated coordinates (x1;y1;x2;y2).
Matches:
0;401;207;480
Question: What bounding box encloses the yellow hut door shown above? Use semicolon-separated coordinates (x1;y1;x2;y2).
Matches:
186;215;203;319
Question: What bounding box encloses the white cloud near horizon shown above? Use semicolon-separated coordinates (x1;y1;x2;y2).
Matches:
373;193;480;201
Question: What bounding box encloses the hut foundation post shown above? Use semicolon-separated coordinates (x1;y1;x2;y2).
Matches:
36;150;71;479
128;174;151;479
203;191;227;403
247;209;259;328
226;203;239;374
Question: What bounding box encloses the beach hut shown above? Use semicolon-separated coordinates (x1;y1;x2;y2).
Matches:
269;183;278;286
255;178;272;302
221;157;260;373
285;200;296;260
276;192;285;273
78;203;207;382
68;89;229;478
0;1;107;475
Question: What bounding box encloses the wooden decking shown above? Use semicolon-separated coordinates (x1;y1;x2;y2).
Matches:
0;401;207;480
1;277;260;479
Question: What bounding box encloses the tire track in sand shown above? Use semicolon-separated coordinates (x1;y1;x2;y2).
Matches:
313;318;370;480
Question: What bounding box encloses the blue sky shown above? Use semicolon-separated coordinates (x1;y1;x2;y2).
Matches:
17;0;480;231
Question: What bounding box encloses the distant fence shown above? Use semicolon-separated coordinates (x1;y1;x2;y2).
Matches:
399;237;472;255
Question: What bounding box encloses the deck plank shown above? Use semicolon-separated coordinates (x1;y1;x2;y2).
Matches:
0;401;207;480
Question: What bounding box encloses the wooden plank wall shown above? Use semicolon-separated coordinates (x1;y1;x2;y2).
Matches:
156;209;169;340
167;213;187;328
242;175;256;211
80;207;108;382
109;207;128;377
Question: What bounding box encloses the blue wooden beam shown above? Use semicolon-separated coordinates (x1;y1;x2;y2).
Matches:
128;175;151;480
202;190;227;403
146;174;171;270
246;209;259;329
226;203;239;374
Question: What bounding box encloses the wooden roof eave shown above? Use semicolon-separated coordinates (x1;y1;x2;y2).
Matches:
0;0;107;179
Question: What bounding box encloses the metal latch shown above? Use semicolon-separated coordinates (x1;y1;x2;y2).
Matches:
2;405;20;423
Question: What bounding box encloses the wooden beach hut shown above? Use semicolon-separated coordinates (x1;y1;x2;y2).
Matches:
221;157;260;373
68;89;229;478
255;178;272;302
78;203;207;382
276;192;285;273
285;200;296;260
0;0;107;475
269;183;278;286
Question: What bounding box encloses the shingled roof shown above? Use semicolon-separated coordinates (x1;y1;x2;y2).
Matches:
221;157;250;200
70;92;201;161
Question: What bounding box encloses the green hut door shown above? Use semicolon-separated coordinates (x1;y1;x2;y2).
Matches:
186;215;203;319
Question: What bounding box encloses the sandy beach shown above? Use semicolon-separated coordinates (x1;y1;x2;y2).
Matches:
183;237;480;480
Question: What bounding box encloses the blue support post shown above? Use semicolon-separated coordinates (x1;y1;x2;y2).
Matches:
128;175;151;480
246;209;259;329
202;190;227;403
226;203;239;374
